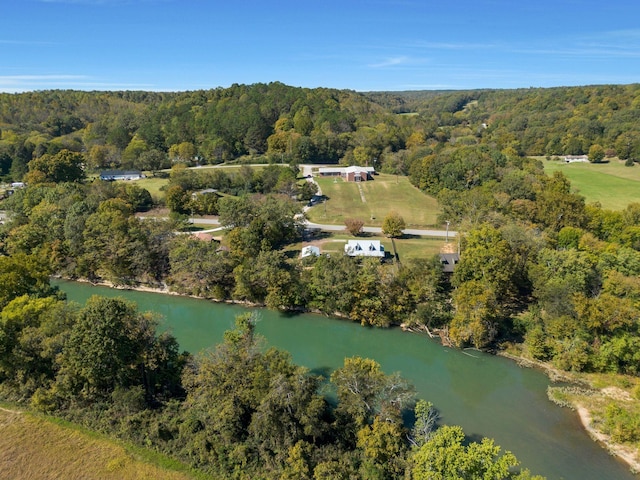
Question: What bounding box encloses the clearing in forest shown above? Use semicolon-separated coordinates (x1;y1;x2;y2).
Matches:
543;159;640;210
307;173;441;228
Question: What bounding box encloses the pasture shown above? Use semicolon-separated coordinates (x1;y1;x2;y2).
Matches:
307;173;441;228
0;408;197;480
543;159;640;210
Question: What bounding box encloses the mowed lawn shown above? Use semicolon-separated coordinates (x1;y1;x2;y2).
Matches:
299;233;446;260
308;174;441;228
543;159;640;210
0;408;197;480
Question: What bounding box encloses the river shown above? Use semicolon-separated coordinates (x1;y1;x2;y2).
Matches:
54;279;637;480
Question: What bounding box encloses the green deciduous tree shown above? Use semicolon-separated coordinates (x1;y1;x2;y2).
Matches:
588;144;605;163
0;295;73;395
382;211;406;238
0;253;55;310
357;416;407;480
168;235;235;299
330;356;414;442
56;295;183;404
26;149;85;184
409;425;530;480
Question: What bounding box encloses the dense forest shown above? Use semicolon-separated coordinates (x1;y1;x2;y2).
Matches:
2;82;640;477
1;83;640;183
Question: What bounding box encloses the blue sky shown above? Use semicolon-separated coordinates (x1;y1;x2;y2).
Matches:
1;0;639;93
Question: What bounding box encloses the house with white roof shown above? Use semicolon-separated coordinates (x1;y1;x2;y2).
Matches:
344;239;385;258
317;166;375;182
301;245;321;258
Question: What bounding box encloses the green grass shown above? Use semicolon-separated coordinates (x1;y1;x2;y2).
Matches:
543;159;640;210
308;174;440;227
0;408;199;480
393;236;449;260
287;230;447;262
130;176;169;202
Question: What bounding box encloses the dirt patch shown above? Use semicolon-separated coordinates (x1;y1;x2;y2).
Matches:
440;242;457;254
602;387;634;402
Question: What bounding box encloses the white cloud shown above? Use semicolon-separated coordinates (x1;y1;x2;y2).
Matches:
367;56;429;68
0;74;155;92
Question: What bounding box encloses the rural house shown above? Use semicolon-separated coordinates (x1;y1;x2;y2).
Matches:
100;170;144;181
344;239;385;258
318;166;375;182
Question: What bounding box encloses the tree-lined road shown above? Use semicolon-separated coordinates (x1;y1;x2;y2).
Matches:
186;216;457;238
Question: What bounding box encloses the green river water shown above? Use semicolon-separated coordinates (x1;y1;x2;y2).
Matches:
54;279;637;480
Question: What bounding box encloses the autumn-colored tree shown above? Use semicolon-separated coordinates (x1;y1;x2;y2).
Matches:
381;211;405;238
345;218;365;235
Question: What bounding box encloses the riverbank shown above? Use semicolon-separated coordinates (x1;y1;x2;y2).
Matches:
59;278;640;475
500;350;640;474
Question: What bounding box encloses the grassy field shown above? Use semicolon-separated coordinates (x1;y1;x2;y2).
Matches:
0;408;198;480
307;174;441;228
130;176;168;202
126;165;273;202
542;159;640;210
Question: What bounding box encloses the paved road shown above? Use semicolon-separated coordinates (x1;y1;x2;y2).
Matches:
187;216;457;238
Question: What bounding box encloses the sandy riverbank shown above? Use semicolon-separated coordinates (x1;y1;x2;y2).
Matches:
577;405;640;473
500;351;640;474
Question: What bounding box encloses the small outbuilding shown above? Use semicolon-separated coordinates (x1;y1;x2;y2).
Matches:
301;245;321;258
439;253;460;273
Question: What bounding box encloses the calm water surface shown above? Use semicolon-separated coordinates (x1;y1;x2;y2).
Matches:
55;280;637;480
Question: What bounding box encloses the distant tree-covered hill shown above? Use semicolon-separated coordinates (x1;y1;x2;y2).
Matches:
1;82;640;183
364;84;640;159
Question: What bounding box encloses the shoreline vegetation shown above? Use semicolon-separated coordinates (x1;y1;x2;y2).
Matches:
63;277;640;474
500;352;640;473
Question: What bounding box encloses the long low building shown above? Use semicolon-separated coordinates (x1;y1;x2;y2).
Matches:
317;165;375;182
100;170;144;181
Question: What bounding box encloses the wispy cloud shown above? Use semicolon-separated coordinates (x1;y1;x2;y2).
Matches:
368;56;410;68
367;56;429;68
510;28;640;59
406;41;500;51
0;74;155;92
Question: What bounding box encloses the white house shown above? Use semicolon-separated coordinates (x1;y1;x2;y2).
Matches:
100;170;144;181
564;155;589;163
344;240;385;258
301;245;321;258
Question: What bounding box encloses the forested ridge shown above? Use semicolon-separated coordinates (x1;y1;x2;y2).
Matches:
1;83;640;181
2;82;640;477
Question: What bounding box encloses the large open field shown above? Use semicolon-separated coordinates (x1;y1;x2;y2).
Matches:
543;159;640;210
307;174;441;228
0;408;198;480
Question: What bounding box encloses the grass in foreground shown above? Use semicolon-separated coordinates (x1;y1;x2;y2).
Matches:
308;174;441;227
542;159;640;210
0;408;198;480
